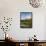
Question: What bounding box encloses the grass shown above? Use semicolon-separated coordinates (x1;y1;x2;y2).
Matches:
20;19;32;28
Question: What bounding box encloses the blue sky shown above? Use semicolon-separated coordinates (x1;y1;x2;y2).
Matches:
20;12;32;20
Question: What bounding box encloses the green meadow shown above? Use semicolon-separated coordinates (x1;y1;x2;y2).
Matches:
20;19;32;28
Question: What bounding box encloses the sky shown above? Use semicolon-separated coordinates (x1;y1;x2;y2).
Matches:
20;12;32;20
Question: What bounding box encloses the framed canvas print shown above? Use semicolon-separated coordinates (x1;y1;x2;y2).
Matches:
20;12;32;28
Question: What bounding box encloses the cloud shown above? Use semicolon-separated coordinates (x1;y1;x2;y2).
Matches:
21;15;32;20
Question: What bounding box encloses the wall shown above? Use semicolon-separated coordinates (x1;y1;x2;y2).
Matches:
44;13;46;40
0;0;46;40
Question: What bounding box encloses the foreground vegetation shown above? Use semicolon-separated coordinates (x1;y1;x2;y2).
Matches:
20;19;32;28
